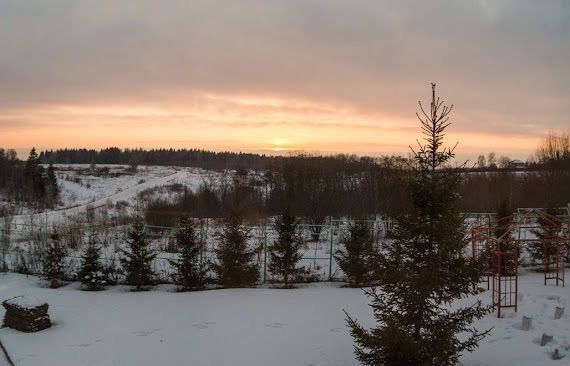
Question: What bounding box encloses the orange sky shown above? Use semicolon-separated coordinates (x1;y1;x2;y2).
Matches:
0;1;568;160
1;91;540;160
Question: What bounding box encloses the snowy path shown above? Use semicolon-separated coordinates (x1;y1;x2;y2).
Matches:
0;271;568;365
11;169;189;225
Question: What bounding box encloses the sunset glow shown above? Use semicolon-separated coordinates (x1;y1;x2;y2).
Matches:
0;91;543;159
1;1;568;160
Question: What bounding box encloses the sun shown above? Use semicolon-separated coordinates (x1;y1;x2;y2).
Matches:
271;137;288;152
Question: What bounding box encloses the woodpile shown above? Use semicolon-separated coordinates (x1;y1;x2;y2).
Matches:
2;296;51;332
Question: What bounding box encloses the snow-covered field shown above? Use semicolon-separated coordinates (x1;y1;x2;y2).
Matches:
10;165;220;225
0;270;567;366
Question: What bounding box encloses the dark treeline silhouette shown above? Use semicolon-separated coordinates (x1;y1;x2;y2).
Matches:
144;155;411;226
2;143;568;220
145;164;569;227
40;147;317;171
0;148;58;210
459;169;569;212
0;148;23;205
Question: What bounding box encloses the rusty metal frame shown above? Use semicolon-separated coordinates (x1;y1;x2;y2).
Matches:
470;208;568;317
492;238;519;318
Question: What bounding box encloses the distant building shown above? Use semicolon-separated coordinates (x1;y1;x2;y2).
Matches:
510;159;526;169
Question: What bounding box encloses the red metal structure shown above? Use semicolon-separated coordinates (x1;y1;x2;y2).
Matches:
470;208;568;317
543;236;566;286
492;238;519;317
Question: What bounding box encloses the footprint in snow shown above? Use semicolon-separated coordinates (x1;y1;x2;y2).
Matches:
133;328;163;336
65;343;91;348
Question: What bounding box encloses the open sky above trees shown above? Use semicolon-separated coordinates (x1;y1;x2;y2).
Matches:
0;0;568;160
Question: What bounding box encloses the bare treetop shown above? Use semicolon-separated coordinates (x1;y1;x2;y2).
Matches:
411;83;458;170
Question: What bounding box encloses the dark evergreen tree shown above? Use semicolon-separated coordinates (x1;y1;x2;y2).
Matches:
78;236;106;291
268;211;304;288
120;222;157;290
529;207;562;264
46;163;59;204
493;201;517;275
42;230;68;288
169;216;206;291
345;84;490;366
212;211;259;288
494;200;512;240
24;147;46;202
335;221;376;287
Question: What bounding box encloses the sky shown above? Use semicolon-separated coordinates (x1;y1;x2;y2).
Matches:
0;0;569;160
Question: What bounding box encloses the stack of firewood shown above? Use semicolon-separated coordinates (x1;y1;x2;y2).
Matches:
2;296;51;332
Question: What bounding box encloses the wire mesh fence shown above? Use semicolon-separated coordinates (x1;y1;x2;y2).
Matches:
2;207;567;286
0;218;394;284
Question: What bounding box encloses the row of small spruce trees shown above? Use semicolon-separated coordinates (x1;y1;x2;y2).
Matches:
42;210;379;291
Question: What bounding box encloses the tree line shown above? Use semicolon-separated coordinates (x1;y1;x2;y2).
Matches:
144;163;569;228
0;147;58;211
2;128;567;216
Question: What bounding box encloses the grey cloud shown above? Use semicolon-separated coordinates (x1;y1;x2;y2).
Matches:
0;0;568;136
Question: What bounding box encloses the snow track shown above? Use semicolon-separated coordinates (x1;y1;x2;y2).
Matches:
12;169;189;225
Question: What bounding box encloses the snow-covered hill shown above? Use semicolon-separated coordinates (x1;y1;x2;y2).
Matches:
10;165;219;226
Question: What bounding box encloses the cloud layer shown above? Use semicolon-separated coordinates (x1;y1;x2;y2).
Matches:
0;0;568;157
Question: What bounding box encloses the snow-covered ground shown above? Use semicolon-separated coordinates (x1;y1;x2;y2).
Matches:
10;165;219;226
0;270;567;366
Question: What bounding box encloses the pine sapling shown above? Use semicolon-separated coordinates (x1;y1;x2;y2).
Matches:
78;236;106;291
335;221;376;287
494;201;517;275
43;230;68;288
269;211;304;288
120;222;157;290
529;207;562;265
212;211;259;288
169;216;206;291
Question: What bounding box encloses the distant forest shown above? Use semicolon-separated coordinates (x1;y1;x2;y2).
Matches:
40;147;283;171
41;134;570;221
1;132;568;220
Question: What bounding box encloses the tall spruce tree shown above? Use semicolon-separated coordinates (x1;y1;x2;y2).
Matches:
345;84;489;366
212;211;259;288
169;216;206;291
78;236;106;291
43;230;68;288
24;147;46;202
269;211;304;288
120;222;157;290
335;221;376;287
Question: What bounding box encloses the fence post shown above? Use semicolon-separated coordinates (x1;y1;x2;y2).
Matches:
263;223;267;284
566;203;570;262
0;223;5;271
328;217;333;280
199;222;204;267
39;223;43;258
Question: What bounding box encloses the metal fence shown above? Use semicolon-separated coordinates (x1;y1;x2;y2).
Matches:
2;206;568;285
0;218;394;284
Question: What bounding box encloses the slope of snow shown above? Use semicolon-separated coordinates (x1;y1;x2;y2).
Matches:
0;270;567;366
11;166;211;225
